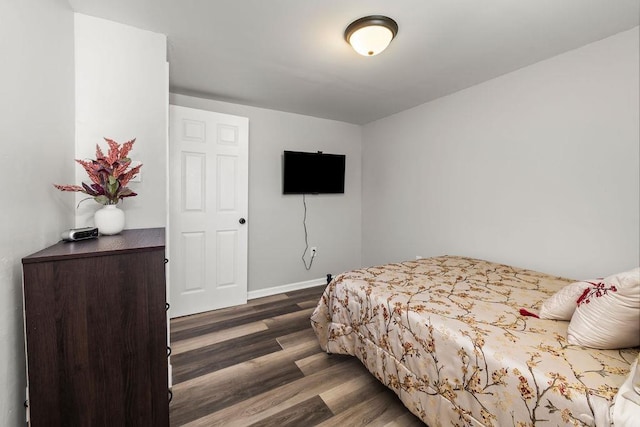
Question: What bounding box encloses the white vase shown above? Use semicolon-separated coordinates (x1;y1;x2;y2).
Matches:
94;204;125;235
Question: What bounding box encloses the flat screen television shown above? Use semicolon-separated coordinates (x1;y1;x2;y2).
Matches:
283;150;345;194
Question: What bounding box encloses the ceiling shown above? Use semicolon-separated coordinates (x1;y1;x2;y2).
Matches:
68;0;639;125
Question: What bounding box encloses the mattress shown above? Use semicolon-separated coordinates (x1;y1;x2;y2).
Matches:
310;256;638;426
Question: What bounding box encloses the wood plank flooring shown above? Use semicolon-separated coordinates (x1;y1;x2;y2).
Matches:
169;285;424;426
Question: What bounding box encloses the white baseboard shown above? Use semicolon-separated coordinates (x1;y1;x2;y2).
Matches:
248;278;326;300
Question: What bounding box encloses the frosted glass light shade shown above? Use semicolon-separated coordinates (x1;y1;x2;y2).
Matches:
344;15;398;57
349;26;393;56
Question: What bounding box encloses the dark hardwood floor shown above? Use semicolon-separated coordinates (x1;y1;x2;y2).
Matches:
169;285;424;426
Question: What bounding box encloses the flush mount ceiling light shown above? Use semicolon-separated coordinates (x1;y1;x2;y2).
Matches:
344;15;398;57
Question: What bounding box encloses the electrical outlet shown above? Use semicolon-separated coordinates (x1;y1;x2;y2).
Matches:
311;247;318;256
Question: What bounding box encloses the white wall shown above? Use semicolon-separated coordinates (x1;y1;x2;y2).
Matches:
74;14;168;229
362;27;639;280
0;0;75;424
170;94;362;291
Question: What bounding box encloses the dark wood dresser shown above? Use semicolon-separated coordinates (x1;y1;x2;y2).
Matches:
22;228;169;426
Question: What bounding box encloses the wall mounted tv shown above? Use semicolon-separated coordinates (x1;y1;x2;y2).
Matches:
283;150;345;194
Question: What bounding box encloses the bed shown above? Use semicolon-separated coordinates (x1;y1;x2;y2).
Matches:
310;256;639;426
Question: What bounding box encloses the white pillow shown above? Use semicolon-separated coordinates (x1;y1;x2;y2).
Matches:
612;354;640;425
540;281;590;320
567;267;640;349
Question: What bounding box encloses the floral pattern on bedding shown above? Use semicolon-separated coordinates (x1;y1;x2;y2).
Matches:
310;256;639;427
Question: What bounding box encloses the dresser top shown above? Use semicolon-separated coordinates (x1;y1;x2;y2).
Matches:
22;228;165;264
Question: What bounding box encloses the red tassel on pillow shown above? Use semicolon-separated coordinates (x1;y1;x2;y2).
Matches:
519;308;540;318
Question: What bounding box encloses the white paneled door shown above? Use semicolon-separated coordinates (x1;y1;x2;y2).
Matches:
168;105;249;318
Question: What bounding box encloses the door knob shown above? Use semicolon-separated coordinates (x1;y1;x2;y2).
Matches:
239;218;246;224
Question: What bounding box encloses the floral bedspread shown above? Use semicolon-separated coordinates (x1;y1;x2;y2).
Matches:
310;256;638;426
